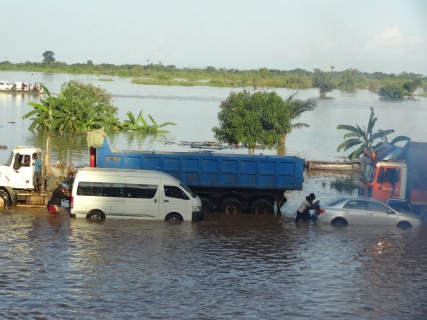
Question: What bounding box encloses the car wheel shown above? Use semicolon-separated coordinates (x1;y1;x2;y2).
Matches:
166;213;183;221
87;210;105;219
249;199;274;214
0;190;11;208
201;197;215;214
220;198;244;214
331;217;348;226
396;221;412;229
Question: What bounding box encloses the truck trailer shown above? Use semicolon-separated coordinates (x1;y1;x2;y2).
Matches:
358;141;427;222
91;138;305;215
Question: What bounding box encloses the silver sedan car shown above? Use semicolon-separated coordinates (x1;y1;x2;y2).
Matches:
317;196;421;228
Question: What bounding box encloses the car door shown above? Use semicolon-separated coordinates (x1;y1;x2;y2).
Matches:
366;201;396;226
160;184;191;219
342;200;368;225
124;177;160;219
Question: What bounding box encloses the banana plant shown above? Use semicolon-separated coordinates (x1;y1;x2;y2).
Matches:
120;110;175;133
337;107;410;159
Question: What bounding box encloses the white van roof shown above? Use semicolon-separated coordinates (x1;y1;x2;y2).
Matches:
76;167;181;183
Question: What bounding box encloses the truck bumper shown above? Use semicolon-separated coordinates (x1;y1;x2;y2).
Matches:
192;210;203;221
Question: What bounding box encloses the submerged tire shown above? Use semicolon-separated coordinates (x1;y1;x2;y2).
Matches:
166;213;183;221
0;190;11;208
87;210;106;219
396;221;412;229
201;197;215;214
331;217;348;226
249;199;274;215
220;198;244;214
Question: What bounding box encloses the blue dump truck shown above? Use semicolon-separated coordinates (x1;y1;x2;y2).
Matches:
91;138;305;214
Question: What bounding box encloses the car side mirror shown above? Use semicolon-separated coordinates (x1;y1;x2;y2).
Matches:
387;209;395;214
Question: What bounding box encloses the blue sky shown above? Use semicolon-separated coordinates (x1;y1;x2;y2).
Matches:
1;0;426;75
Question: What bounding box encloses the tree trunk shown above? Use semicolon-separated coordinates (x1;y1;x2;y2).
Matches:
277;134;286;155
44;135;51;175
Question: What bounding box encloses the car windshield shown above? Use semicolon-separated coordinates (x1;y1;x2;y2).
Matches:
326;197;345;206
361;163;376;183
180;182;197;198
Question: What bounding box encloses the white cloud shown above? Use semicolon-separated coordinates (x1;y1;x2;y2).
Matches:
365;26;403;50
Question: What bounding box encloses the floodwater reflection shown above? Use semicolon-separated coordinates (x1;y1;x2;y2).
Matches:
1;203;426;319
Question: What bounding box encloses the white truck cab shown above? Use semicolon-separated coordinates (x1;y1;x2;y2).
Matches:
0;146;42;206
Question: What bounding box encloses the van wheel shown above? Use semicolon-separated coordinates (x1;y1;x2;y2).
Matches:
220;198;243;214
201;197;215;214
0;190;11;208
166;213;183;221
249;199;274;214
87;210;105;219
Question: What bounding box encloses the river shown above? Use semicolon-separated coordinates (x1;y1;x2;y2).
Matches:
0;71;427;319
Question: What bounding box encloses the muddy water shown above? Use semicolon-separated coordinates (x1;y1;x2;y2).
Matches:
1;174;427;319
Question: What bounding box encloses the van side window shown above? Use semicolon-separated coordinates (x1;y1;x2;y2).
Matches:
77;182;124;197
126;184;158;199
164;185;189;200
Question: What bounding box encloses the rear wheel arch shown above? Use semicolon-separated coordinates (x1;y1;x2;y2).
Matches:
86;209;106;219
331;217;348;226
396;221;412;229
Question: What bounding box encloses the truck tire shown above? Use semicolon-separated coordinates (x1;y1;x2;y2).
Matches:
220;198;243;214
249;199;274;214
0;190;11;208
201;197;215;214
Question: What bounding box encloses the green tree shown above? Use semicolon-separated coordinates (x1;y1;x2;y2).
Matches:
212;91;293;154
42;51;55;63
378;81;406;100
336;107;410;159
403;77;423;96
338;68;359;90
313;68;335;97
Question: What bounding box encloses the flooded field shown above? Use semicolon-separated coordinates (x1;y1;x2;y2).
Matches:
1;174;427;319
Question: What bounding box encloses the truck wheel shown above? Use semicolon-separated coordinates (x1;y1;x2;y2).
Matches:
201;197;215;214
249;199;274;214
0;190;11;208
87;210;105;219
220;198;243;214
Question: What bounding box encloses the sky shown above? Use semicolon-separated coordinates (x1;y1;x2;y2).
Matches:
1;0;426;75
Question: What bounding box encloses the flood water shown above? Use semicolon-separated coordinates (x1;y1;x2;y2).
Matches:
1;71;427;319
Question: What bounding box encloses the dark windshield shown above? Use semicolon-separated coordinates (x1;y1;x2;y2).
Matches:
180;183;197;198
361;162;376;183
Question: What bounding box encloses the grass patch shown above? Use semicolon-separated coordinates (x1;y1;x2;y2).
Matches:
330;176;358;193
99;78;113;81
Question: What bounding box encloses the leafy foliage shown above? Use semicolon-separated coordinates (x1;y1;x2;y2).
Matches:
42;51;55;64
313;68;335;97
212;91;315;154
378;81;406;100
337;107;410;159
120;110;176;133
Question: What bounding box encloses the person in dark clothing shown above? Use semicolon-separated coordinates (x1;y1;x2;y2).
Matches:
302;193;316;221
295;196;313;222
48;184;68;215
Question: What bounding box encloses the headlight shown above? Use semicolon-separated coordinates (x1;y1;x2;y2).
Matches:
193;206;201;212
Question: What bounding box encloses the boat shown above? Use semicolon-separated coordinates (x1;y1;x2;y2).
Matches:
0;81;44;94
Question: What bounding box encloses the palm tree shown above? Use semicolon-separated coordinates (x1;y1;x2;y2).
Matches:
337;107;410;159
278;93;316;155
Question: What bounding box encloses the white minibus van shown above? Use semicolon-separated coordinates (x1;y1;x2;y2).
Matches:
70;168;203;221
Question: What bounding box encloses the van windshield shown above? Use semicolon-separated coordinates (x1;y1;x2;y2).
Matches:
180;183;197;198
